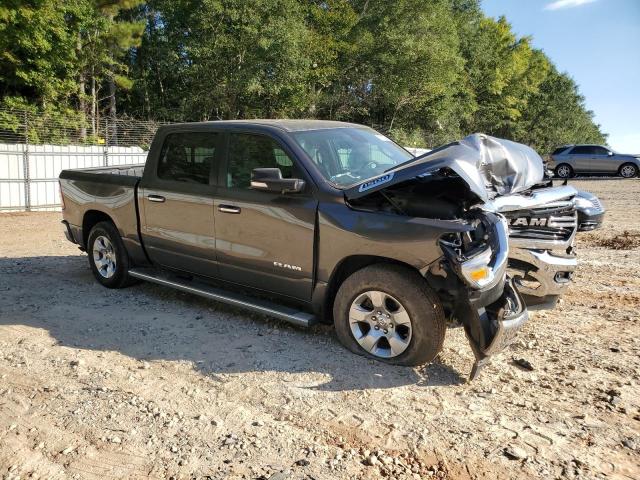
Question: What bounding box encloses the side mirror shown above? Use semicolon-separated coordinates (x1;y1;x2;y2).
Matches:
608;151;614;156
251;168;305;194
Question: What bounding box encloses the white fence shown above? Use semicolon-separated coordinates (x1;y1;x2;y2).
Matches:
0;143;148;211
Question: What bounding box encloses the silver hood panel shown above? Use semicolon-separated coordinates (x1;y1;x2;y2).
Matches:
344;133;545;203
424;134;546;202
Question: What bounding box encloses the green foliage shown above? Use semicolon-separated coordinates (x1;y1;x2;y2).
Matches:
0;96;87;144
0;0;79;108
188;0;310;119
324;0;469;147
1;0;608;152
518;66;607;152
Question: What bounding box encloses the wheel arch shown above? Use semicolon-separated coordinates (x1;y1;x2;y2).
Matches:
619;162;639;177
82;210;115;248
320;255;424;324
555;163;573;177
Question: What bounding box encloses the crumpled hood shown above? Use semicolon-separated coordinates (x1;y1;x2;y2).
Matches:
344;133;545;203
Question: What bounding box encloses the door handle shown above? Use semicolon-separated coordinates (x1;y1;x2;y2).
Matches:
148;194;166;203
218;204;241;214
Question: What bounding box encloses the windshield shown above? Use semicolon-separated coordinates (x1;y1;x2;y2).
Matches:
291;127;413;187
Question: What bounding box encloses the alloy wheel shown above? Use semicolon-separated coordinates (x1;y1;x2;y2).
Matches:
556;165;571;178
93;235;117;279
620;165;637;178
349;290;412;358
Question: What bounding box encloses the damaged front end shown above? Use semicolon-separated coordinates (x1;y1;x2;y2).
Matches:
345;134;540;379
436;211;529;380
491;185;579;309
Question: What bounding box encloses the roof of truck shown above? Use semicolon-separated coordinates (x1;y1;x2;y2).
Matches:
164;119;367;132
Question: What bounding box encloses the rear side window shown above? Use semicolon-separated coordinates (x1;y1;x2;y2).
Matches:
157;132;218;184
552;146;569;155
569;146;594;155
227;133;295;188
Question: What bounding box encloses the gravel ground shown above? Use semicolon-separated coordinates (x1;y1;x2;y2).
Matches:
1;179;639;480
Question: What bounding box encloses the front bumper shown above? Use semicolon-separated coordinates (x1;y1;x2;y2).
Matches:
441;212;529;379
575;190;605;231
577;209;605;231
508;247;577;308
454;276;529;380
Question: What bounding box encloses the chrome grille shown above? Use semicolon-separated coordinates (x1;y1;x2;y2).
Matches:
505;199;577;244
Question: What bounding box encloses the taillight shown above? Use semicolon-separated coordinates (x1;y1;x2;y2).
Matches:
58;181;65;210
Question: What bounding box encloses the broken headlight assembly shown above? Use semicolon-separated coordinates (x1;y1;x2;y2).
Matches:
439;212;509;290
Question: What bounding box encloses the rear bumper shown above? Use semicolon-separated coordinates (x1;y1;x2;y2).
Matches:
508;248;577;305
61;220;83;247
62;220;76;243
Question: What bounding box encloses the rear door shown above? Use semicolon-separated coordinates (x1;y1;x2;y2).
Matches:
567;146;595;172
139;129;222;277
213;131;317;301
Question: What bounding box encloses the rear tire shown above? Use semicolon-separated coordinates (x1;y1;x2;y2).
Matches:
87;221;136;288
619;163;638;178
333;264;445;366
555;164;573;178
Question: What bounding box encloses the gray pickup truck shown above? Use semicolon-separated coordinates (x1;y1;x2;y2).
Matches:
60;120;538;378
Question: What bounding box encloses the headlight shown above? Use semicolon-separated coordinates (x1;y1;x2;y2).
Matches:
460;247;497;289
460;215;508;289
439;212;508;290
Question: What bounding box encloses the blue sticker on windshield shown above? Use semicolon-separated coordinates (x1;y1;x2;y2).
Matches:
358;172;395;192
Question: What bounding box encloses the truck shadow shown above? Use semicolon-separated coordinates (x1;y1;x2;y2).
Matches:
0;255;467;391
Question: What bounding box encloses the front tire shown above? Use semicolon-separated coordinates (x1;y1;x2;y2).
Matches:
87;221;136;288
333;264;445;366
619;163;638;178
555;163;573;178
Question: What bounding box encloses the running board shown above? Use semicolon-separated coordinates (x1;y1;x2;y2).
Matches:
128;268;317;327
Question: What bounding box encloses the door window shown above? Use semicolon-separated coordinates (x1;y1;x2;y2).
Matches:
227;133;295;188
157;132;218;184
592;146;609;156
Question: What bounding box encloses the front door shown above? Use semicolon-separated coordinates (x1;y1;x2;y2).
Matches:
139;130;221;277
213;131;317;301
589;146;613;172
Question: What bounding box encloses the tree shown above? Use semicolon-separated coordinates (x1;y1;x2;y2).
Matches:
1;0;608;151
76;0;145;136
0;0;79;110
519;66;607;152
300;0;359;117
458;15;550;139
124;0;312;121
305;0;470;146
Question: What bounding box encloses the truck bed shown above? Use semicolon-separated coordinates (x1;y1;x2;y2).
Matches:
59;164;144;261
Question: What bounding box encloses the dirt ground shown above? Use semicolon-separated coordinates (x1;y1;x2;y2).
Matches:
1;179;639;480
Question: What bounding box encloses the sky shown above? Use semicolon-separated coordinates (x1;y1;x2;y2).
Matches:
481;0;640;153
